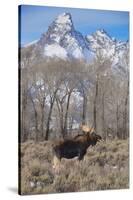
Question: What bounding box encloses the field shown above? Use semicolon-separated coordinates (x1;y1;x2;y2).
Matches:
19;139;129;195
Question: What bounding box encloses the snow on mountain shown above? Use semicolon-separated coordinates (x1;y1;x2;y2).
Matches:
22;13;129;72
23;13;92;61
44;43;68;59
86;29;116;57
86;29;129;70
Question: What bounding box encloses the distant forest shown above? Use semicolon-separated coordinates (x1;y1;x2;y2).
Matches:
20;47;129;142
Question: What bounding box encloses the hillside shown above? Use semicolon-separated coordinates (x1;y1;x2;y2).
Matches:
20;139;129;195
21;12;128;72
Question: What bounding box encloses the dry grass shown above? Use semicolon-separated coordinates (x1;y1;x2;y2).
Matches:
19;139;129;195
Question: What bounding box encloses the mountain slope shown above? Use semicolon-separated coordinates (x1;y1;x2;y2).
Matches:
22;13;129;72
86;29;129;71
26;13;92;61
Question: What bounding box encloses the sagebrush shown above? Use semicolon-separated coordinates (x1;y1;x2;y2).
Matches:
19;139;129;195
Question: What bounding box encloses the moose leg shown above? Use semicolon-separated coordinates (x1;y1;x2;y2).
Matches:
53;155;61;172
78;149;86;161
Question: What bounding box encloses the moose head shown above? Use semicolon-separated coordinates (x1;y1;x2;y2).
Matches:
75;125;102;146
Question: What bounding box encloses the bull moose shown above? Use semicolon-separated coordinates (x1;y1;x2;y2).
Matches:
52;125;102;169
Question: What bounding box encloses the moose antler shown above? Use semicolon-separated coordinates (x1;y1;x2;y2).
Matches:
80;124;95;133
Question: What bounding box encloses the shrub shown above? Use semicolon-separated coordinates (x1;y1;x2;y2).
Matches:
20;139;129;194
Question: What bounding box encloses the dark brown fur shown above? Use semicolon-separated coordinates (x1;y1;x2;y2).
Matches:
53;132;102;162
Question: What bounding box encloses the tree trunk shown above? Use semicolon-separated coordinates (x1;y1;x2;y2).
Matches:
21;68;29;142
82;92;87;126
34;110;39;142
93;77;98;132
63;91;72;137
28;87;39;142
69;117;74;135
123;80;129;139
45;89;58;140
56;99;64;137
116;103;119;139
45;101;54;140
40;103;45;140
21;87;29;142
102;92;106;139
30;95;39;142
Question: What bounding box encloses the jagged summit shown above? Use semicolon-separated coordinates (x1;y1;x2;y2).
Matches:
94;29;113;42
55;12;73;25
86;29;128;69
38;12;74;45
86;29;114;50
22;12;128;71
35;12;92;60
95;28;110;35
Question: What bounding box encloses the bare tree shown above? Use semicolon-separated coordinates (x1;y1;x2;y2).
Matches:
20;47;129;142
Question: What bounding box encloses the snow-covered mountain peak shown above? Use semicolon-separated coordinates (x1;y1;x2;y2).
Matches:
86;29;128;72
86;29;114;49
52;12;74;35
95;29;110;36
86;29;117;58
22;13;128;70
55;12;73;26
35;12;92;60
38;12;74;46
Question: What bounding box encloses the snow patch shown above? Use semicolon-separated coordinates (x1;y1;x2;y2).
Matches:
71;47;84;59
55;13;72;25
44;44;68;59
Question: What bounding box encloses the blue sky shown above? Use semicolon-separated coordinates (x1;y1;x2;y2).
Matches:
19;5;129;45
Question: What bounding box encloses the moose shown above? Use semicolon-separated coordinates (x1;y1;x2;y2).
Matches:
52;125;102;169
